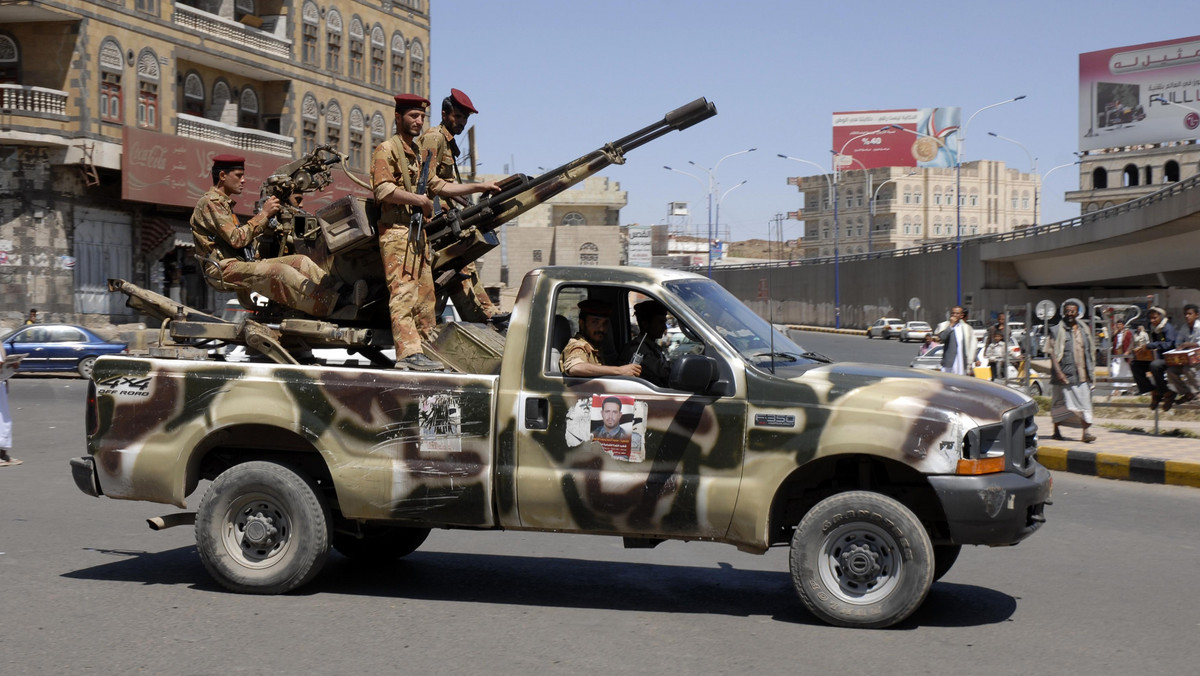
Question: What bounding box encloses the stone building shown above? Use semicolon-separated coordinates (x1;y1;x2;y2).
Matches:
0;0;429;327
1066;141;1199;212
786;160;1039;258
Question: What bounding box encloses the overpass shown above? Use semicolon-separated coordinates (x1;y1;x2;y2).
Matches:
710;174;1200;328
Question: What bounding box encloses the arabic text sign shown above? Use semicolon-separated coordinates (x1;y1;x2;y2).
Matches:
831;108;961;170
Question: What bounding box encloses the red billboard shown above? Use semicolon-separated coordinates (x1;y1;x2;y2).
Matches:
831;108;961;170
122;126;372;215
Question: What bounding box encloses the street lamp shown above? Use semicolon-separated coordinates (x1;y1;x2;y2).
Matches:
955;95;1026;305
714;180;747;265
869;170;917;253
687;148;756;278
778;154;839;326
1038;159;1081;226
987;131;1037;226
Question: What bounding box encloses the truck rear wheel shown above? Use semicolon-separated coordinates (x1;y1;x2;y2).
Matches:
195;461;331;594
790;491;934;628
333;524;431;562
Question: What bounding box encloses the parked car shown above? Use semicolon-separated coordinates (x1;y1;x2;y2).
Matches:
866;317;905;339
966;319;987;343
1007;321;1026;342
911;342;1024;383
898;321;932;343
1;324;127;378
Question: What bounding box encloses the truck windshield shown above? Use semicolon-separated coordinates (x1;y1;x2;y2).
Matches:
664;279;825;372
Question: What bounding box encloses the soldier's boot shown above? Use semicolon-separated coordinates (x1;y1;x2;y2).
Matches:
488;312;512;331
395;353;443;371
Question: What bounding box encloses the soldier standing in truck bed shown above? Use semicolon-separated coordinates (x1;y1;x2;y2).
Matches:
371;94;499;371
418;88;507;324
191;154;363;318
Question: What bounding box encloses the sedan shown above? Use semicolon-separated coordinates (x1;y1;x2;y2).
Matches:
866;317;905;339
1;324;127;378
897;321;932;343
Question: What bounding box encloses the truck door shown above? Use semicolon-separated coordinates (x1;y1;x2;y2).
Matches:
512;284;746;540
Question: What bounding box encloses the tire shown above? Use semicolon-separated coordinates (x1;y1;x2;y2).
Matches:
333;524;431;562
77;356;97;379
195;461;331;594
790;491;934;628
1026;381;1043;397
932;544;962;582
866;331;873;339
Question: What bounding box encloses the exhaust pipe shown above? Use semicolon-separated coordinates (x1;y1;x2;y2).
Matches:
147;512;196;531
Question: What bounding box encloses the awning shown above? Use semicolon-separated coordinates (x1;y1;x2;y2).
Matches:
142;216;194;262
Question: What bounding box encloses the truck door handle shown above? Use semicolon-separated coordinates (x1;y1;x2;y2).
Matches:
525;397;548;430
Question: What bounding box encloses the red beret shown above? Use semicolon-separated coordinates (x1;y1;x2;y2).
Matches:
211;154;245;171
449;88;477;114
394;94;430;113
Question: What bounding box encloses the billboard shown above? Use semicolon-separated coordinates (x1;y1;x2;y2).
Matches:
1079;35;1200;151
626;225;652;267
831;108;961;170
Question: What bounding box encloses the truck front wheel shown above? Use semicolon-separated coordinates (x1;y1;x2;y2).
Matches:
195;461;331;594
790;491;934;628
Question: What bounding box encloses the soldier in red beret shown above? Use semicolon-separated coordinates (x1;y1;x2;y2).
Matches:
418;89;507;326
190;155;363;317
370;94;499;370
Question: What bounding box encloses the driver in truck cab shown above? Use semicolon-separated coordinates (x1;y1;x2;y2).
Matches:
560;299;642;378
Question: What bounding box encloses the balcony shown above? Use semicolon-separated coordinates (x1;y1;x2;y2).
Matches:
174;4;291;60
0;84;69;117
176;113;294;157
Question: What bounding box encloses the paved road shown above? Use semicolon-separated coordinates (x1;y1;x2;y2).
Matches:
3;377;1200;673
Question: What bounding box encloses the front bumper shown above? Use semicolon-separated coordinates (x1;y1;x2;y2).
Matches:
70;456;102;498
927;462;1051;546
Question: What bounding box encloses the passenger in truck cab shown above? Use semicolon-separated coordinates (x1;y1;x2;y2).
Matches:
560;299;642;378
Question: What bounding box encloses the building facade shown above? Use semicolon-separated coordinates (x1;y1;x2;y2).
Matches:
0;0;429;328
786;160;1039;258
1065;141;1199;213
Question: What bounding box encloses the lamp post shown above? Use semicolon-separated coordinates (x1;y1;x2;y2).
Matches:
1038;160;1081;226
714;180;747;264
955;95;1025;305
869;170;917;253
987;131;1037;226
686;148;756;278
778;154;839;326
663;164;708;267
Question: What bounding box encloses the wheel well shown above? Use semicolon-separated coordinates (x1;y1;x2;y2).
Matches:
186;424;337;507
766;454;951;547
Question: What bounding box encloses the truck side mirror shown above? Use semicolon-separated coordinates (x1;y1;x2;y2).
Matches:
669;354;718;393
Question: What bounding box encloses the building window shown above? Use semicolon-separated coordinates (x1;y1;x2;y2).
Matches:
371;111;386;147
326;9;342;73
239;87;259;129
0;34;18;84
326;100;342;151
135;0;157;14
409;39;424;94
183;72;204;115
969;193;978;206
1021;191;1030;209
913;191;922;205
370;25;385;85
390;32;405;92
135;48;159;130
99;39;123;123
933;193;942;205
532;249;542;263
349;107;365;169
903;190;911;205
211;80;231;121
301;2;320;66
348;17;364;80
1011;194;1018;208
561;211;586;226
579;242;599;265
301;93;319;154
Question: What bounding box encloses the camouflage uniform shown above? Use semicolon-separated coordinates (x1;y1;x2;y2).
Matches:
418;123;497;322
371;135;448;359
190;187;338;317
560;333;602;374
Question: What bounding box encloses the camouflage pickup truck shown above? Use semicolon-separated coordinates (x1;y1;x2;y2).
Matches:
71;265;1050;628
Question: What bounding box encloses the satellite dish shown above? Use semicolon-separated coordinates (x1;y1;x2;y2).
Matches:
1036;299;1056;320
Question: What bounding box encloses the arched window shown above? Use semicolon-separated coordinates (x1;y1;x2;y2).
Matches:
136;48;159;130
183;71;204;115
98;38;123;123
370;25;385;85
301;2;320;66
1144;165;1153;185
1020;190;1030;210
390;32;405;92
561;211;586;226
371;111;386;147
211;79;232;121
579;242;599;265
1092;166;1108;190
1122;163;1139;187
0;33;20;84
239;87;259;129
903;189;911;205
409;39;424;94
1010;191;1018;209
301;93;319;154
969;188;979;206
326;9;343;73
325;100;342;151
348;16;364;80
1165;160;1180;183
349;107;364;169
913;189;922;205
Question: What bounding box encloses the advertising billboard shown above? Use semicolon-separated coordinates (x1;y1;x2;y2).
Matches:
831;108;961;170
1079;35;1200;151
626;225;653;267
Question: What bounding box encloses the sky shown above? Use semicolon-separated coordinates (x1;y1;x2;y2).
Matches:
428;0;1197;243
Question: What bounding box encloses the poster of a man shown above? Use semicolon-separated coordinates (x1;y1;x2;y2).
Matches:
587;394;646;462
593;396;630;439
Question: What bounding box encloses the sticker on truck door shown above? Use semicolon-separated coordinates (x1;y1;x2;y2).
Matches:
564;394;648;462
419;393;462;452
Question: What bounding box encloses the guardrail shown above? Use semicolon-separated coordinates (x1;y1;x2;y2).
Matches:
176;113;295;157
174;4;292;59
0;84;69;116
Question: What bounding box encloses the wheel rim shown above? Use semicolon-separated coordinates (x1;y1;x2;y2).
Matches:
221;491;292;568
79;357;95;378
817;521;902;604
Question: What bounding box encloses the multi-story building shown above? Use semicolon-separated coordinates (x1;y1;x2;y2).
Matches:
785;160;1038;258
0;0;429;327
1065;141;1198;213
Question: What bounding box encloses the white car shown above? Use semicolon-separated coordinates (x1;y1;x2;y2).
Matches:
866;317;905;339
898;321;932;343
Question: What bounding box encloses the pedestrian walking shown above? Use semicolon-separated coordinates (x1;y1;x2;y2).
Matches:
1046;300;1095;443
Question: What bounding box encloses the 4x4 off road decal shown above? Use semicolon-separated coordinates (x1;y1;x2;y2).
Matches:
95;375;154;399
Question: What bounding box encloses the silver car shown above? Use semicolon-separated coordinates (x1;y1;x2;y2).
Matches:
898;321;932;343
866;317;905;339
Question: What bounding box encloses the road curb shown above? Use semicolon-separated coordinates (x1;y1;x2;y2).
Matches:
1036;446;1200;488
786;325;867;336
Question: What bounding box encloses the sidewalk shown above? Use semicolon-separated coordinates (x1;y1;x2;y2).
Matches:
1034;414;1200;488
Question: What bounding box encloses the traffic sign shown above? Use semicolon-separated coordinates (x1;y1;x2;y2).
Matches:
909;297;921;311
1035;300;1056;320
